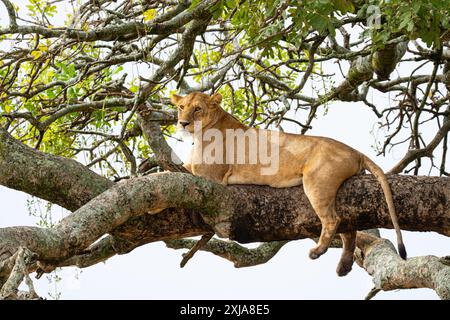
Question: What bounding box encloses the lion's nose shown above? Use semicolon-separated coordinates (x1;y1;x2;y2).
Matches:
179;121;190;128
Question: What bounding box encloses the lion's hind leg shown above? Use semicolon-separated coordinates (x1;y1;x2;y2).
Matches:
302;168;345;260
307;203;340;260
337;231;356;276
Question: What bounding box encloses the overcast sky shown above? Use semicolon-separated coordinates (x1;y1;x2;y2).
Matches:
0;0;448;300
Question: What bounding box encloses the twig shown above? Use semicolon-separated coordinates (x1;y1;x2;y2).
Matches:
365;287;381;300
180;232;214;268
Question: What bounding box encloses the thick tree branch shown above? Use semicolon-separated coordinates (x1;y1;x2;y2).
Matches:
0;127;113;212
1;172;448;265
0;173;229;262
0;0;17;31
356;232;450;300
0;0;219;41
165;238;289;268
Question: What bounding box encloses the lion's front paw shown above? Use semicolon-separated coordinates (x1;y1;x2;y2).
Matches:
309;246;327;260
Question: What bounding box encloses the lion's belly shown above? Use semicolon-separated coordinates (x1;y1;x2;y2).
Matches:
268;176;303;188
227;164;303;187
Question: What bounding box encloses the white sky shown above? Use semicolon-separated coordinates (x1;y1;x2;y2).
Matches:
0;0;449;300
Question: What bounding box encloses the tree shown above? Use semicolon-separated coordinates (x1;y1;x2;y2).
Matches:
0;0;449;299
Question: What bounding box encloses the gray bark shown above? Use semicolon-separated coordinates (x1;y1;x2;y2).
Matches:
356;232;450;300
0;128;113;212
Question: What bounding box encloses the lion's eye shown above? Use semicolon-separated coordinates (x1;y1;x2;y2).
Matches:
194;107;201;112
178;105;184;110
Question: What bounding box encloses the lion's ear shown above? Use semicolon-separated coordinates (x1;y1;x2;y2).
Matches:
210;93;222;105
171;94;183;105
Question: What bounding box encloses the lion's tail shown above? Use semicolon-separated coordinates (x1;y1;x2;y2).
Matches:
361;154;407;259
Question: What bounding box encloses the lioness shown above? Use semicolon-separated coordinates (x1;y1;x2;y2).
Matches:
171;92;406;276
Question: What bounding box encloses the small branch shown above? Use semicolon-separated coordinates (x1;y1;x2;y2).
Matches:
0;247;38;300
117;140;137;176
289;36;325;97
166;238;289;268
365;287;381;300
389;106;450;174
138;157;159;174
138;111;188;173
0;0;18;30
179;232;214;268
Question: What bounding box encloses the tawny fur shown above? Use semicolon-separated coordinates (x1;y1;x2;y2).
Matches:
172;92;406;276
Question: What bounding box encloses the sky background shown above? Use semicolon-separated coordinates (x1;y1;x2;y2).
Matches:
0;0;449;300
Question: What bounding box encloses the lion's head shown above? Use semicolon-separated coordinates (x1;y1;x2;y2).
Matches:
171;92;223;133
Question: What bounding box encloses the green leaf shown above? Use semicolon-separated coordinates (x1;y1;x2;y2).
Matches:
189;0;202;10
334;0;354;14
211;0;224;19
68;87;77;99
46;89;55;99
309;13;328;33
113;66;124;75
